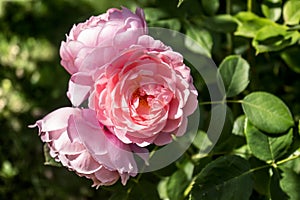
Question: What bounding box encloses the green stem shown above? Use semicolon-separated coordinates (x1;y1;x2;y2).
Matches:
247;0;252;12
276;154;300;166
199;100;243;105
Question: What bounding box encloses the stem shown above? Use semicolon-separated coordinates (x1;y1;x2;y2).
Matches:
276;154;300;166
226;0;233;53
247;0;252;12
199;100;243;105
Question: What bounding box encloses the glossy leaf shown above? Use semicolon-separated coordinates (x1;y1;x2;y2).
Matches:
283;0;300;25
191;155;252;200
245;120;293;161
218;55;250;97
242;92;294;134
185;25;213;57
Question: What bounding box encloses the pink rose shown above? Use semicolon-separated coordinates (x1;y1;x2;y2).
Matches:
78;35;197;147
59;7;147;75
29;107;139;188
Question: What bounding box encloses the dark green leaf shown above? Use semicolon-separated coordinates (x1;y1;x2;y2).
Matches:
204;15;238;33
218;55;250;97
191;155;252;200
281;47;300;74
279;167;300;200
242;92;294;134
245;120;293;161
234;12;276;38
270;169;289;200
283;0;300;25
249;157;271;196
201;0;219;16
150;19;181;31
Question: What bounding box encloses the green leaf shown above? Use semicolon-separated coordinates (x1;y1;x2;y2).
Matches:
234;12;276;38
167;170;190;200
281;47;300;74
150;19;181;31
249;157;271;196
245;120;293;161
192;130;213;153
185;25;213;57
232;115;246;137
191;155;253;200
201;0;219;16
252;25;300;54
218;55;250;97
177;0;184;7
43;144;62;167
279;167;300;200
270;169;289;200
157;178;169;200
261;0;282;22
143;8;168;22
283;0;300;25
203;14;238;33
242;92;294;134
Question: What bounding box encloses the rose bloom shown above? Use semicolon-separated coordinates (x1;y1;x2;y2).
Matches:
60;7;147;75
69;35;198;147
29;108;139;188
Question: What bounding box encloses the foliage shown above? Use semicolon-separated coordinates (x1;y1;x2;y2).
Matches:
1;0;300;199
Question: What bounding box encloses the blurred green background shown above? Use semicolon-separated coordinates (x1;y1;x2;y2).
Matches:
0;0;157;199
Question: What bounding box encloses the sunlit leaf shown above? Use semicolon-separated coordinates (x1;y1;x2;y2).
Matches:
252;25;300;54
234;12;276;38
191;155;252;200
218;55;250;97
283;0;300;25
245;120;293;161
261;0;282;22
242;92;294;134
